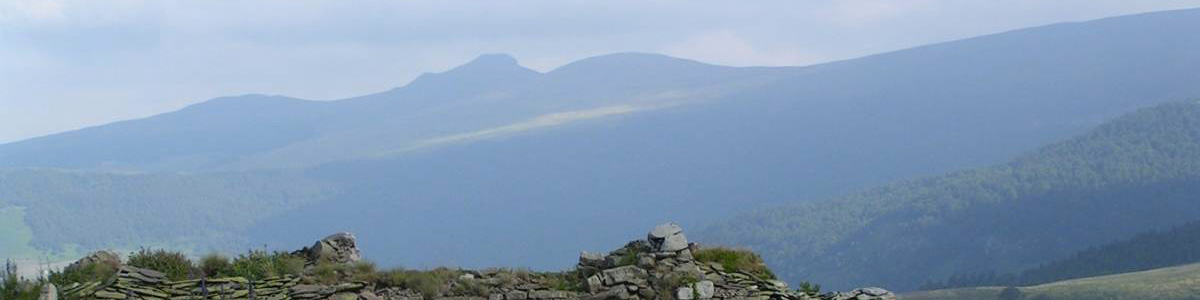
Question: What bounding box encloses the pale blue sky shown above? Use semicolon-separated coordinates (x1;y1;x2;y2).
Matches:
2;0;1199;143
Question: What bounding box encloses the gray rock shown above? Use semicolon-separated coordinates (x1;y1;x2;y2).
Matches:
65;251;121;274
661;232;689;252
647;223;690;252
580;252;607;267
299;232;362;264
648;223;683;240
38;283;57;300
601;266;647;285
528;290;573;299
675;287;694;300
694;281;714;299
858;287;890;297
359;290;382;300
506;291;528;300
585;275;604;293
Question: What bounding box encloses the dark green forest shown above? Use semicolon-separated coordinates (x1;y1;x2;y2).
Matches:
922;219;1200;290
700;101;1200;290
0;170;333;252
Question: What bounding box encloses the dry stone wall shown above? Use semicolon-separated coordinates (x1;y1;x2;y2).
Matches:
46;224;895;300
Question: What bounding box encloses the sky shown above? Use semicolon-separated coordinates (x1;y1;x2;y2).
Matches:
2;1;1200;144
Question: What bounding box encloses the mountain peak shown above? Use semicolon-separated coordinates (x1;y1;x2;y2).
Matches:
547;52;722;77
461;53;520;69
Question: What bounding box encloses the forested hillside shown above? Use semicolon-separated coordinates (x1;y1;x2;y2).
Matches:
701;101;1200;291
0;169;333;252
922;219;1200;290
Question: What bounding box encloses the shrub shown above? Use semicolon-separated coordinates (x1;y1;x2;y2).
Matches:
230;250;305;280
127;248;195;281
198;253;233;278
654;271;702;300
541;270;584;292
2;260;43;300
693;247;776;279
48;261;117;286
377;268;462;299
797;281;821;296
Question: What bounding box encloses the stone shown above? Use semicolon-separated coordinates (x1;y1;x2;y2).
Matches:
859;287;890;296
459;273;477;281
648;223;683;240
585;275;604;293
506;291;528;300
694;281;715;299
580;252;607;267
38;283;57;300
297;232;362;264
529;290;573;299
66;251;122;274
637;256;656;268
675;287;694;300
647;223;691;252
676;249;693;261
661;233;689;252
601;266;648;285
360;290;382;300
93;291;127;299
489;293;504;300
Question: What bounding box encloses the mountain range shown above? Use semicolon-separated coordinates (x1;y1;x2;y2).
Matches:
2;7;1200;293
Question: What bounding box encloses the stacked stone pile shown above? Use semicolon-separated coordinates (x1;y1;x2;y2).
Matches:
575;223;821;300
47;224;895;300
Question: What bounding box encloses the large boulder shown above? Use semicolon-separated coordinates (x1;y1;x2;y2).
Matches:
648;223;689;252
296;232;362;264
64;250;121;273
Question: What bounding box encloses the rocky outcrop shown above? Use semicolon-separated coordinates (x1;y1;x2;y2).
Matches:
575;223;813;300
55;224;892;300
827;288;896;300
295;232;363;265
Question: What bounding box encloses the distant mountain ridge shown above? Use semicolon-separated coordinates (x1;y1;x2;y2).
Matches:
3;8;1200;288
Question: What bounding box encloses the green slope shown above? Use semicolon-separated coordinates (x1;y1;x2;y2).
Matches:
0;206;37;259
902;263;1200;300
701;101;1200;290
924;220;1200;289
0;169;335;254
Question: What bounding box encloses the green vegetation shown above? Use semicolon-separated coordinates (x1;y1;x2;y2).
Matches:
128;248;195;281
48;259;118;287
653;271;702;300
228;250;305;280
703;101;1200;290
904;263;1200;300
377;268;466;299
0;207;37;260
693;247;775;280
198;253;232;278
1;260;41;300
797;281;821;296
0;169;334;256
924;220;1200;290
